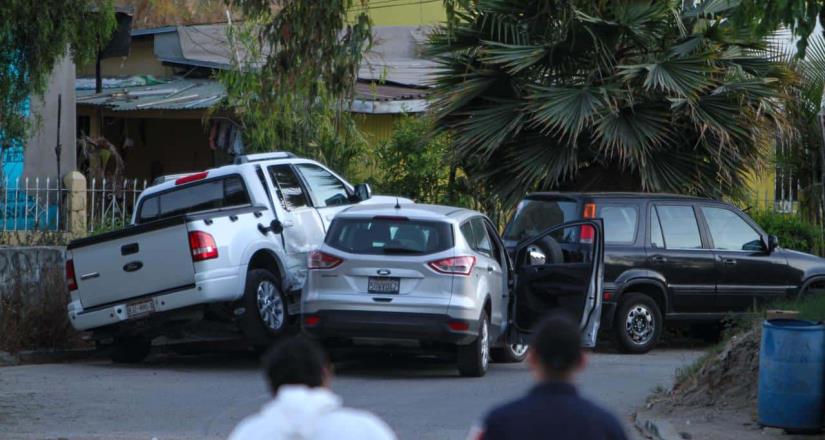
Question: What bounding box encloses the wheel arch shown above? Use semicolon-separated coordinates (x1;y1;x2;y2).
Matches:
799;275;825;296
617;279;668;316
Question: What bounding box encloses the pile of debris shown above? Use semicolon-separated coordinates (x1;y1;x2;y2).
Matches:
657;325;761;413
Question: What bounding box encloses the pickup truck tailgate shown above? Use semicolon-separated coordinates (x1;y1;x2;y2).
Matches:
68;217;195;308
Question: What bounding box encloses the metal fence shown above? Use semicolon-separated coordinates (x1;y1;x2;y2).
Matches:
0;176;148;233
86;178;147;232
1;177;67;231
745;189;800;214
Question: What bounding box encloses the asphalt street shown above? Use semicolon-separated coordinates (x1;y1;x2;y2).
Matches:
0;343;702;440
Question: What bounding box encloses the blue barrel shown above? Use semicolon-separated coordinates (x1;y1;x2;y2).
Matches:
758;319;825;431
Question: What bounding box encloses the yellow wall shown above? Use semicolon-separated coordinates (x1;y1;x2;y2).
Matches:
354;0;446;26
355;114;399;145
77;38;173;78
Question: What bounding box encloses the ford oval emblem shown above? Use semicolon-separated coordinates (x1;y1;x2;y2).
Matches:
377;269;391;276
123;261;144;272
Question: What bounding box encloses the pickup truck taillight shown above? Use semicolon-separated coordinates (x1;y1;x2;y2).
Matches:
189;231;218;261
66;259;78;291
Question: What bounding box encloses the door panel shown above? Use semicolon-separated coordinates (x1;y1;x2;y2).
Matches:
699;206;794;311
267;164;326;262
648;204;717;312
511;220;604;347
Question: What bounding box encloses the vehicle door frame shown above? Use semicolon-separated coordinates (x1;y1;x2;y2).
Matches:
507;219;605;347
694;202;793;310
291;161;358;229
646;202;717;313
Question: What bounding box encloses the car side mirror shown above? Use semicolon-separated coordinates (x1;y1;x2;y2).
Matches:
354;183;372;202
258;219;284;236
767;235;779;252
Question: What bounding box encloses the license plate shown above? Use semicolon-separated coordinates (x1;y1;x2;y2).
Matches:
368;277;400;294
127;299;155;318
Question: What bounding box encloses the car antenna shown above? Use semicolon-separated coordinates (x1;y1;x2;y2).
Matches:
394;197;401;209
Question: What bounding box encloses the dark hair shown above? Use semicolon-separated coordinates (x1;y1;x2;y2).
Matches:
262;336;330;394
531;312;583;377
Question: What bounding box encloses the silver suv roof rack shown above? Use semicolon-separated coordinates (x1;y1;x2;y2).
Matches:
234;151;296;164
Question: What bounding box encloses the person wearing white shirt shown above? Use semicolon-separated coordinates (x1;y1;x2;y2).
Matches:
228;336;396;440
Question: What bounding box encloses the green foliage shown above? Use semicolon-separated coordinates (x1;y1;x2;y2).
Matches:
370;114;511;228
731;0;824;57
0;0;116;143
217;1;372;179
750;210;824;255
428;0;791;205
371;115;452;205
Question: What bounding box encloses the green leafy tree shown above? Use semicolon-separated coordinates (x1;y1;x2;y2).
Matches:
731;0;824;56
218;1;372;179
372;115;452;204
428;0;791;204
0;0;116;143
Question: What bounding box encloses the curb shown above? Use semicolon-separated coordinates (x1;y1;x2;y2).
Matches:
634;411;684;440
0;348;99;366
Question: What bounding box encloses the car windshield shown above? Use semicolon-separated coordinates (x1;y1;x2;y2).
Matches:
326;217;454;255
503;198;578;242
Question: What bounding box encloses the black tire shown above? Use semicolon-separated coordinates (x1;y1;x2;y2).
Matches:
491;343;529;363
109;335;151;363
457;312;490;377
614;293;663;354
237;269;288;347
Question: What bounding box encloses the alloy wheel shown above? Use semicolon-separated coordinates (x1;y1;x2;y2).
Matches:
625;304;655;345
256;280;284;332
509;344;528;358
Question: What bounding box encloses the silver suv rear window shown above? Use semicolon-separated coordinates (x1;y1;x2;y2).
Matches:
326;217;453;255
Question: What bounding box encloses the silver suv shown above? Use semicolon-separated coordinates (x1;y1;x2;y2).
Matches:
302;203;606;377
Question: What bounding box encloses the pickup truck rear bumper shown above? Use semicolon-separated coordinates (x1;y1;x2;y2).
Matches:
68;272;241;331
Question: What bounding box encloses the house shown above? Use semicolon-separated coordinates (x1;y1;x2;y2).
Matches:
75;22;436;182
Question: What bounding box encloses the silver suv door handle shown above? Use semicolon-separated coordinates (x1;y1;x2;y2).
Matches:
487;266;494;272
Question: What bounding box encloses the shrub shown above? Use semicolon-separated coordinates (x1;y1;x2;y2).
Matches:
749;210;824;255
0;267;83;353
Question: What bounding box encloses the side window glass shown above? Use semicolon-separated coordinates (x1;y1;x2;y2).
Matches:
702;207;763;251
650;206;664;249
598;205;638;244
472;218;493;257
656;205;702;249
460;221;478;249
296;164;350;208
268;165;308;210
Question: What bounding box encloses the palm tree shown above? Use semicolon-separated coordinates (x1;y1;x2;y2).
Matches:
429;0;791;204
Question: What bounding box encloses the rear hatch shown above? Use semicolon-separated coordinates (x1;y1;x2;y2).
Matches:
68;217;195;308
312;216;456;314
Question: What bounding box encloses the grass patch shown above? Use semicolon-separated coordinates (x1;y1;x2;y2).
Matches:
770;291;825;321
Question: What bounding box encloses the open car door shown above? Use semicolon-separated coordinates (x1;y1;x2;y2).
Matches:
508;219;604;347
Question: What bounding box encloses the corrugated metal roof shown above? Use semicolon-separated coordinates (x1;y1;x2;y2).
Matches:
76;78;225;111
76;78;429;113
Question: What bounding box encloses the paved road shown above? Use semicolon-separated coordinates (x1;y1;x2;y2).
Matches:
0;345;702;440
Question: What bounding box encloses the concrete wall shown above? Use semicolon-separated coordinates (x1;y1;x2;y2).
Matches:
23;55;77;181
0;246;65;298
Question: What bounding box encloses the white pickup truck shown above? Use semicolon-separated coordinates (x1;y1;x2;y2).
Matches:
66;152;407;362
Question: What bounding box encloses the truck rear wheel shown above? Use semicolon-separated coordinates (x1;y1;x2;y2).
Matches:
238;269;287;347
108;336;151;363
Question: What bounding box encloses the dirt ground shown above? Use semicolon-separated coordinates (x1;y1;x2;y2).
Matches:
643;327;825;439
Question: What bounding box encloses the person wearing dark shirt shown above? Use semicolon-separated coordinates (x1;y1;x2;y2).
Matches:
478;313;628;440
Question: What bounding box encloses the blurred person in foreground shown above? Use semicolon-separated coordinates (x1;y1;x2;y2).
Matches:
475;313;627;440
228;336;396;440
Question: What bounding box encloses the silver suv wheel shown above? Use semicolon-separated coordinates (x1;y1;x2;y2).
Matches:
257;280;285;332
480;318;490;370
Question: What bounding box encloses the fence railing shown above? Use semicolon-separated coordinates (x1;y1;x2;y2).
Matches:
86;178;147;232
1;175;148;234
1;177;68;232
744;189;799;214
